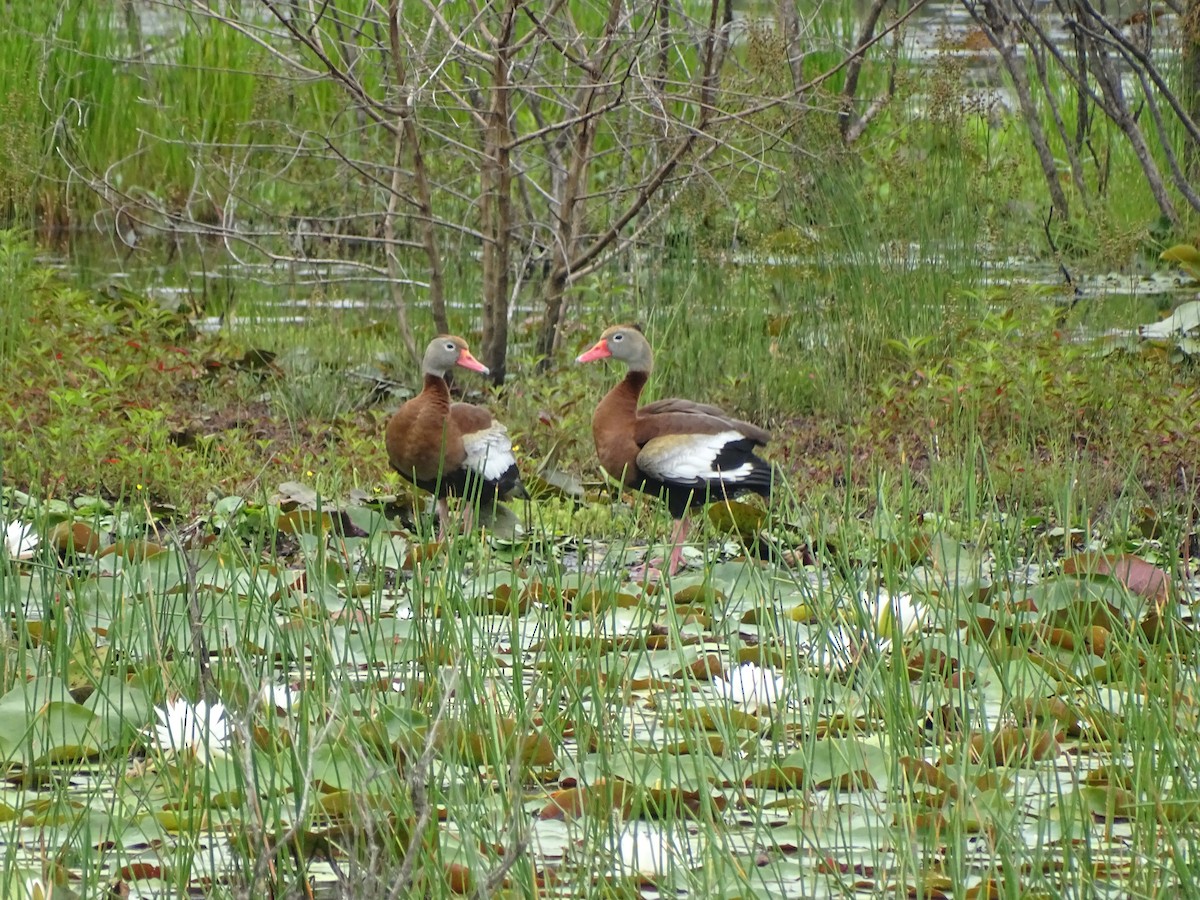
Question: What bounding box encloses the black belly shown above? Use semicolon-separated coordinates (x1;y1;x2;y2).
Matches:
405;463;525;503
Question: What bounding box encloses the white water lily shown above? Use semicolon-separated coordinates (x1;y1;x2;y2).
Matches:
259;682;302;714
3;520;38;560
150;697;231;759
610;823;701;879
866;590;923;642
712;662;785;710
810;591;925;673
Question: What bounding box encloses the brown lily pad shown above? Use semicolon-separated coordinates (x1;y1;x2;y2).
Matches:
1061;552;1171;606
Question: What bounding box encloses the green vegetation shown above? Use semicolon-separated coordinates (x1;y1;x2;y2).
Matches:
0;0;1198;896
2;231;1196;516
1;217;1198;894
0;453;1194;896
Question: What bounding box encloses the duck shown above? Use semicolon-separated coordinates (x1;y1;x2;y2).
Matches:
576;324;773;578
385;335;525;536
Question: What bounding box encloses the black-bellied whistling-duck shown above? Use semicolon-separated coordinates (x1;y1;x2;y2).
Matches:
577;324;773;578
386;336;525;536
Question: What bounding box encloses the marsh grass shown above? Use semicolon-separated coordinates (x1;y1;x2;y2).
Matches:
0;5;1197;893
0;446;1197;897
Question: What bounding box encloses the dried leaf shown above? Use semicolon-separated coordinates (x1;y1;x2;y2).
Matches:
48;521;101;555
1061;552;1171;606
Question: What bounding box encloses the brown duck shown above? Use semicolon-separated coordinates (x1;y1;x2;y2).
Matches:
577;324;773;577
386;335;524;535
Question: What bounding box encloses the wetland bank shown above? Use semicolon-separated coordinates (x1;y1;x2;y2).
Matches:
1;0;1200;897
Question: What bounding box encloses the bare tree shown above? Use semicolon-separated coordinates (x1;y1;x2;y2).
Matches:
964;0;1200;225
65;0;902;382
1188;0;1200;180
66;0;1200;380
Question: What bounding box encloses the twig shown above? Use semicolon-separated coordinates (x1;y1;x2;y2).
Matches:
170;531;216;703
1042;205;1075;292
386;667;461;900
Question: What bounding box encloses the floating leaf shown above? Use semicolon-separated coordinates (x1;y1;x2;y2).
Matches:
1061;552;1170;607
969;725;1060;767
275;481;319;508
277;509;334;535
672;584;724;606
404;541;444;567
673;705;764;734
746;738;888;791
98;539;167;561
48;521;101;556
1159;244;1200;278
526;468;585;500
1038;624;1110;658
476;583;530;615
444;862;473;894
707;500;766;537
539;779;632;821
119;862;164;881
434;718;555;768
899;756;956;795
566;589;616;616
879;533;931;568
631;785;726;820
1023;575;1141;631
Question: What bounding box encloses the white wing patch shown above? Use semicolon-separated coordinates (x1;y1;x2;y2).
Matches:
462;423;516;482
638;430;755;483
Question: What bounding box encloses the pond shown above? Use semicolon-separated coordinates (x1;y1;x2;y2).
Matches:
2;502;1198;898
3;0;1199;894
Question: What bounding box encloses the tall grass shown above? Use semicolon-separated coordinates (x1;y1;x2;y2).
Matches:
0;1;388;235
0;405;1197;896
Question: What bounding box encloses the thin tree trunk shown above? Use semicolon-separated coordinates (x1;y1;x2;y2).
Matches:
840;0;889;138
1077;10;1180;223
480;1;518;383
382;0;435;363
384;131;419;363
656;0;670;93
966;0;1072;216
537;0;624;363
1027;34;1090;206
776;0;806;92
1187;0;1200;181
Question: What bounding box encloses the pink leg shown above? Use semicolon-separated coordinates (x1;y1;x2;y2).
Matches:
436;498;450;541
663;517;690;575
631;517;691;582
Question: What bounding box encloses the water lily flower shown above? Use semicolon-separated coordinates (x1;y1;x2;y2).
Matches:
866;590;923;643
811;591;925;672
150;697;232;759
3;520;38;560
610;823;700;879
22;875;51;900
259;682;302;714
712;662;785;711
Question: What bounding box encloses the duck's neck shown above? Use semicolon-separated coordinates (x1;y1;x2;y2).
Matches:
601;370;647;414
422;373;451;408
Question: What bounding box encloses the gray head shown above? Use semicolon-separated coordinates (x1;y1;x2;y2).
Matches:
575;324;652;373
422;335;489;378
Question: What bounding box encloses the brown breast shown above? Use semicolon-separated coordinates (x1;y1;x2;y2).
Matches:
591;372;645;487
385;375;466;483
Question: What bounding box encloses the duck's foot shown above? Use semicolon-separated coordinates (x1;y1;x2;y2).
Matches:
630;550;687;584
630;557;667;583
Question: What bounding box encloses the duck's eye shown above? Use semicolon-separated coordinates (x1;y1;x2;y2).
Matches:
612;333;623;342
445;342;457;352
